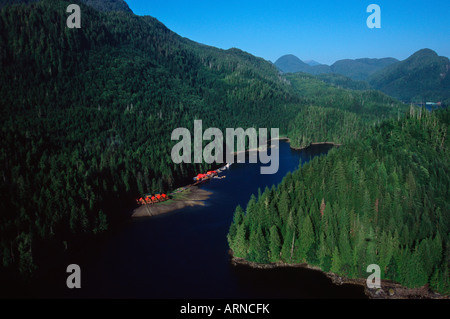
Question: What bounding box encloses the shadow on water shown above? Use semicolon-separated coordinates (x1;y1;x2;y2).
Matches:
7;141;366;299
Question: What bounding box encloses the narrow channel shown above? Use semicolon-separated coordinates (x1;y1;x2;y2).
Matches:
32;141;367;299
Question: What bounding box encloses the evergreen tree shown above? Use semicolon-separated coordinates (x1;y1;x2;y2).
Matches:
231;223;248;258
296;215;314;262
268;225;281;263
247;226;269;263
330;246;342;275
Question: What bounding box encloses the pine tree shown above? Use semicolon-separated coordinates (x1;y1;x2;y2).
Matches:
246;195;258;228
338;224;352;276
247;226;269;263
231;223;248;258
17;232;36;277
430;267;441;293
228;205;244;241
410;247;428;287
330;246;342;275
268;225;281;263
296;215;314;262
317;232;331;271
277;192;290;224
280;211;296;262
365;226;377;266
378;231;396;277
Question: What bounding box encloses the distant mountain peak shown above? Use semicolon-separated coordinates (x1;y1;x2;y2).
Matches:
369;48;450;102
275;53;400;80
274;54;309;73
410;48;438;58
281;54;303;60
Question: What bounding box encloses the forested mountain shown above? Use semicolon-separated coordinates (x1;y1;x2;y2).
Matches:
0;0;437;292
0;0;305;277
228;108;450;295
0;0;132;12
2;0;400;279
330;57;399;81
274;54;398;80
369;49;450;104
276;49;450;104
315;73;371;91
274;54;312;73
285;72;404;148
79;0;132;13
275;55;331;75
286;73;402;119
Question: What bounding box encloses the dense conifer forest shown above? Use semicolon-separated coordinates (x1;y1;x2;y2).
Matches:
228;108;450;294
0;0;447;297
0;0;301;276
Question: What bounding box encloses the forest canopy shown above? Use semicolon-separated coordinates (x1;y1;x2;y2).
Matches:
228;108;450;294
3;0;439;292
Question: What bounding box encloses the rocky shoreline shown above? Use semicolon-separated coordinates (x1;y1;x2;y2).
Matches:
230;253;448;299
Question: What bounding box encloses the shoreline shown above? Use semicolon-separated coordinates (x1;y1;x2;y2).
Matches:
229;136;338;155
253;135;342;151
131;186;212;217
289;139;343;151
131;138;339;217
229;254;448;299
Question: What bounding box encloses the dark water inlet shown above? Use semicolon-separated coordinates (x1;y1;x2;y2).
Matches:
10;141;366;299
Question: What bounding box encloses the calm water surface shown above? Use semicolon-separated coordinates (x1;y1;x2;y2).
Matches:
27;141;366;299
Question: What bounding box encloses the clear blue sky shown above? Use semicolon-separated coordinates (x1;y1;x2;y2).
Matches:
126;0;449;65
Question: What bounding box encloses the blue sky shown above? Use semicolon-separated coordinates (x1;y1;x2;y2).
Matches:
126;0;449;65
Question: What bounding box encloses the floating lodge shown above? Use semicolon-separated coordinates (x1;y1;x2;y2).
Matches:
136;163;231;205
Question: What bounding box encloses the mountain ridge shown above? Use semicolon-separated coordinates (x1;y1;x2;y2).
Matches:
274;54;399;80
368;48;450;102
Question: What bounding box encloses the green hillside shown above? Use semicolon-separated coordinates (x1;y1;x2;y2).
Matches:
80;0;132;13
0;0;132;11
0;0;304;276
330;58;399;81
369;49;450;103
315;73;371;91
274;54;311;73
275;54;398;80
0;0;435;284
228;108;450;295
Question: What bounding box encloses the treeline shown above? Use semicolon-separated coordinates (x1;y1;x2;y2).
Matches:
368;49;450;104
228;108;450;294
